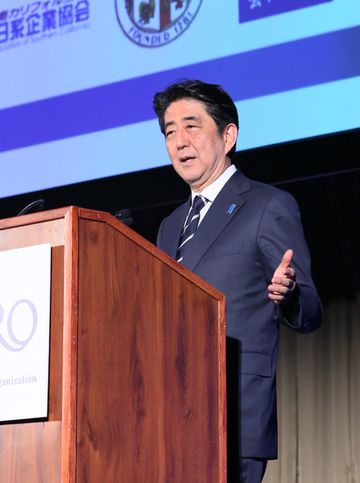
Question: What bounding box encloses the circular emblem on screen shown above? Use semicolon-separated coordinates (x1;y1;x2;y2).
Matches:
115;0;202;48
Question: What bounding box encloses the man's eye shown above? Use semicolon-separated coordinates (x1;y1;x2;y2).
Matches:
166;130;174;138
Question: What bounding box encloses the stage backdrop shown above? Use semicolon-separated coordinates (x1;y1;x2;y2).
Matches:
0;0;359;198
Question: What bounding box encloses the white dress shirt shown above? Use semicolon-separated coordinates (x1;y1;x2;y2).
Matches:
190;164;237;225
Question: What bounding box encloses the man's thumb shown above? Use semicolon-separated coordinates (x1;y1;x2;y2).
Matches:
281;249;293;267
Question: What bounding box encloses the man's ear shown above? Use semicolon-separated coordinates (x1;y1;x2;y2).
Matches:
224;123;238;153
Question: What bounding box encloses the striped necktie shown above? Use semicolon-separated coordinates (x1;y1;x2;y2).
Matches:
176;195;206;263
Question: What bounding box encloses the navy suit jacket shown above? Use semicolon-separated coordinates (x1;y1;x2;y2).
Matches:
157;169;321;460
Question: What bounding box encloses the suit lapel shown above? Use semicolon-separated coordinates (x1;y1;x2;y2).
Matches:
162;198;191;258
182;170;251;271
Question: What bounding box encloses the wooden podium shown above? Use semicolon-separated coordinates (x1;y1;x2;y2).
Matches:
0;207;226;483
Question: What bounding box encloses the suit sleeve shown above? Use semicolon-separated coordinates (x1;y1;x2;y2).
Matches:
256;189;322;332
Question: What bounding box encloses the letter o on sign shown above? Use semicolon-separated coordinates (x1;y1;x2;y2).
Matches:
0;299;37;352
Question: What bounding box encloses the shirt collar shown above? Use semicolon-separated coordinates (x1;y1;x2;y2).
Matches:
191;164;237;203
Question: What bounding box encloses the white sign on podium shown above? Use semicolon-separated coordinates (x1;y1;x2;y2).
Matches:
0;244;51;422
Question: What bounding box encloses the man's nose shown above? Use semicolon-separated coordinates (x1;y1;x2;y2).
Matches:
176;129;189;149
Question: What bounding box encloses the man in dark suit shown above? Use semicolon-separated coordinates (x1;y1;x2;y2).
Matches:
153;80;321;483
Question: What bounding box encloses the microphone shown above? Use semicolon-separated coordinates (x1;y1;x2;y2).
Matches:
114;208;134;227
17;199;45;216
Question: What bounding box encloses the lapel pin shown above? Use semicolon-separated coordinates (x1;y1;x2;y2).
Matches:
227;203;236;215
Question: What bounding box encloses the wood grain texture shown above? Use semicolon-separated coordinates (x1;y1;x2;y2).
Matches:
60;207;79;483
0;422;62;482
0;218;64;250
0;207;226;482
48;246;64;421
76;217;226;482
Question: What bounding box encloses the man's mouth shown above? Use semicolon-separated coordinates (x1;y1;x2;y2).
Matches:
179;156;195;163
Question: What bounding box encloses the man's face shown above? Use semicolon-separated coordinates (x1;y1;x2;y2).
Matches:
163;99;236;192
